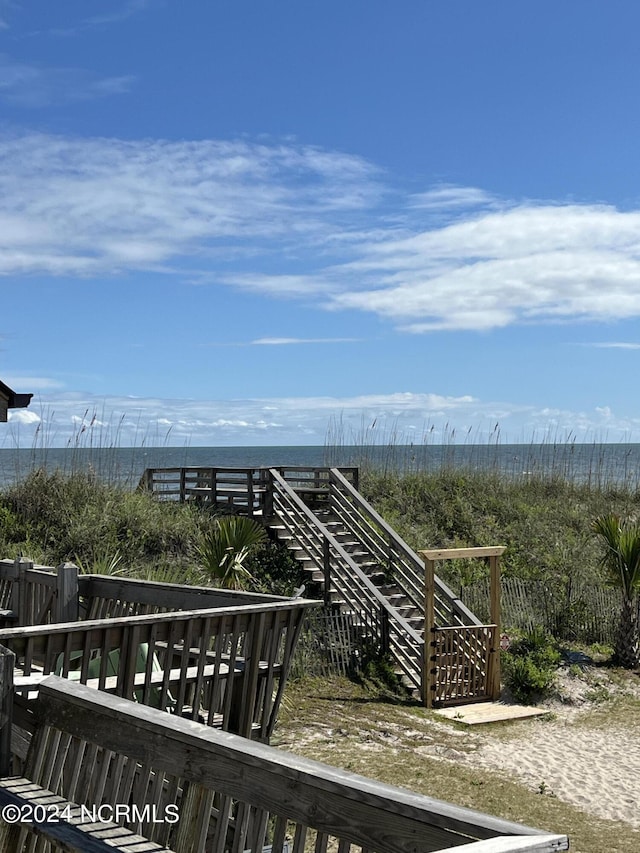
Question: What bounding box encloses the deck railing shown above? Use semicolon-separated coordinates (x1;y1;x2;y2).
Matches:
0;559;79;627
139;465;358;515
77;573;292;620
329;469;480;628
0;675;569;853
0;559;303;628
0;597;316;747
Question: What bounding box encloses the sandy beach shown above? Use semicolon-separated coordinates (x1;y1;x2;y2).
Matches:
456;704;640;828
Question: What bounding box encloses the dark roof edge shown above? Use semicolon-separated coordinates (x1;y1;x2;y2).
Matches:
0;380;33;409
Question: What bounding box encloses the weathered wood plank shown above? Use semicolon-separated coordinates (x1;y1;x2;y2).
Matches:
0;778;172;852
31;677;564;852
3;598;315;742
0;646;14;776
78;574;289;611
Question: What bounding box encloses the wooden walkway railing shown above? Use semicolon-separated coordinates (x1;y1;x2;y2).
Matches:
0;559;79;628
0;675;570;853
77;573;293;620
0;559;307;628
329;469;479;628
0;597;316;748
139;465;358;515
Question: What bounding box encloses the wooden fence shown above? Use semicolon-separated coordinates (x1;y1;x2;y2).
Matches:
0;675;570;853
461;577;632;645
0;558;307;628
291;609;361;678
139;465;359;515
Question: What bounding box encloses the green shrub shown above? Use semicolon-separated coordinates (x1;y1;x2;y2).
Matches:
502;628;561;704
356;640;408;700
0;469;207;570
247;542;304;596
504;656;557;704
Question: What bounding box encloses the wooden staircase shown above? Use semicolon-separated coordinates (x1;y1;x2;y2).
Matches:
140;464;498;706
271;507;424;634
264;467;492;702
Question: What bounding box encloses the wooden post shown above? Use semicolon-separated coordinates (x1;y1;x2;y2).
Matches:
323;539;331;607
420;546;505;708
16;557;33;627
6;559;19;623
489;553;502;700
247;471;255;518
0;644;15;776
422;554;435;708
55;563;79;624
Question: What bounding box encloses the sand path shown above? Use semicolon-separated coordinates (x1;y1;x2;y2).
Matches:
457;710;640;827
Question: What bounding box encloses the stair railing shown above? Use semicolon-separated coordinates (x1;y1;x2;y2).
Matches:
328;469;481;628
268;469;423;692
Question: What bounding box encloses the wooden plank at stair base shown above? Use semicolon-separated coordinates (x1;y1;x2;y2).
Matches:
434;702;550;725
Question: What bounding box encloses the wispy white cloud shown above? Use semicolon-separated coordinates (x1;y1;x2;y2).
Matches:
3;133;640;336
326;204;640;331
33;0;153;38
2;376;63;391
84;0;152;28
251;337;360;345
0;55;134;106
588;342;640;350
408;184;499;211
3;389;640;448
0;132;381;278
220;274;339;298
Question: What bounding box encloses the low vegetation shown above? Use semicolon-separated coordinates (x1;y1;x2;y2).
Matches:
2;464;640;640
0;468;303;594
501;628;561;704
360;468;640;647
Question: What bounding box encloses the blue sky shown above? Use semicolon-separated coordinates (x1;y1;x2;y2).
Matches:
2;1;640;448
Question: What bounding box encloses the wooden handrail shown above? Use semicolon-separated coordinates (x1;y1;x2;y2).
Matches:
269;469;423;690
329;469;480;626
0;598;317;742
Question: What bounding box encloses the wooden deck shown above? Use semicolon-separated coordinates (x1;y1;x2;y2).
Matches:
0;597;316;747
0;560;318;761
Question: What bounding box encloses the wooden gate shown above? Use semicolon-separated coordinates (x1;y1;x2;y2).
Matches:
420;547;504;708
431;623;497;706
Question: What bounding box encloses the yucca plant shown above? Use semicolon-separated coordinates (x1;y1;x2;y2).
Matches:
196;516;267;590
592;514;640;669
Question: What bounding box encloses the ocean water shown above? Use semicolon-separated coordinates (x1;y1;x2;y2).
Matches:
1;442;640;490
